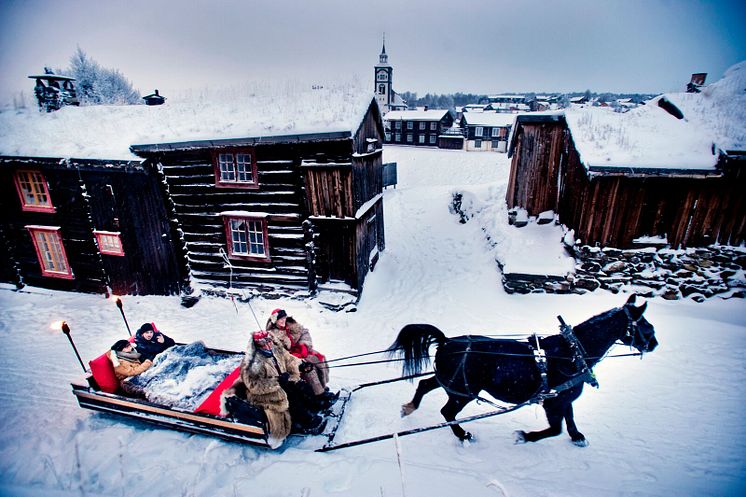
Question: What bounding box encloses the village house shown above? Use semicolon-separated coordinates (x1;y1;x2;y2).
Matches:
461;112;516;152
0;84;385;302
480;94;530;112
506;63;746;248
383;108;455;147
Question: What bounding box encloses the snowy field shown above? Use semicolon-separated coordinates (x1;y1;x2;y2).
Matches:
0;146;745;497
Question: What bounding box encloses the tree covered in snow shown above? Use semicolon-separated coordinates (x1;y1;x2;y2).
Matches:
65;47;140;105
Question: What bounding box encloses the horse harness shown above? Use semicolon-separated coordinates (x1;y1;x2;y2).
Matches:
436;317;600;406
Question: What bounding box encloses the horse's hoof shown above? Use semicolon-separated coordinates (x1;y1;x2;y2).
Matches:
459;432;474;444
513;430;527;444
400;402;416;417
572;438;589;447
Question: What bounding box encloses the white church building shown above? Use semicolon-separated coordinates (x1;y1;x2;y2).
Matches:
374;38;407;114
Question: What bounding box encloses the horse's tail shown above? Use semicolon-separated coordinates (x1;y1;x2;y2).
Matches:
387;324;448;377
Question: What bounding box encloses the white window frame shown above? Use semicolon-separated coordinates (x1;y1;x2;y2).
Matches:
491;127;500;137
418;135;425;144
406;134;413;143
430;135;437;144
475;126;483;137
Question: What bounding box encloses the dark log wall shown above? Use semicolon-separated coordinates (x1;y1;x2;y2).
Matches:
508;122;746;248
0;159;184;295
506;121;566;214
156;138;361;293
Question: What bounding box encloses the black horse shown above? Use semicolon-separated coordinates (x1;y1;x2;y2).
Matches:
388;295;658;446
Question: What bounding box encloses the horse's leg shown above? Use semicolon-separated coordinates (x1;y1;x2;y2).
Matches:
564;403;588;447
514;400;564;443
401;375;440;417
440;394;473;441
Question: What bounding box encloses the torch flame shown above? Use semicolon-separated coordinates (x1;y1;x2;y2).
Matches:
50;320;64;331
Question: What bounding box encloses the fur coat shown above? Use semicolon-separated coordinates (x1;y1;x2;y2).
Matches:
222;339;301;448
108;350;153;381
266;318;329;394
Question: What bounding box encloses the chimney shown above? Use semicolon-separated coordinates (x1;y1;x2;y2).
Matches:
424;105;428;111
687;73;707;93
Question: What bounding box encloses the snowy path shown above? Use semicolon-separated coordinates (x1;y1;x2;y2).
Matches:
0;146;745;497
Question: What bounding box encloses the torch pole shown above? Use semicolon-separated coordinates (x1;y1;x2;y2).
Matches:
62;322;87;373
116;298;132;336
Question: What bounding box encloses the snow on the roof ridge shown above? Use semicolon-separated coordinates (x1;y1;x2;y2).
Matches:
657;60;746;152
0;80;374;161
565;104;719;171
563;61;745;170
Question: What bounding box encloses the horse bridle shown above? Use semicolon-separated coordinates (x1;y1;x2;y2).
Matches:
621;305;649;354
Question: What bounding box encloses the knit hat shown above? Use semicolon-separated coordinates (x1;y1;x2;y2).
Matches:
252;330;270;342
111;339;131;352
269;309;287;324
137;323;155;335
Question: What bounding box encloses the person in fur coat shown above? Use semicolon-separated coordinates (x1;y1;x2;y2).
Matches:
109;339;153;381
266;309;337;407
134;323;175;362
222;331;321;448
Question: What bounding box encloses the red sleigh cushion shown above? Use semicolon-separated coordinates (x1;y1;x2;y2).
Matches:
194;366;242;416
89;352;119;393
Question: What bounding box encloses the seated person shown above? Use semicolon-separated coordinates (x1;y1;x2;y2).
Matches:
266;309;337;409
222;331;325;449
134;323;175;362
109;339;153;381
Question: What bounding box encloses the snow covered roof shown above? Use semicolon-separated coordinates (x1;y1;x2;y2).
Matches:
384;109;451;121
462;112;517;127
510;61;746;173
0;83;376;161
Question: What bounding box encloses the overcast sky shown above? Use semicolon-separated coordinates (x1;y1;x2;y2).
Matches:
1;0;744;102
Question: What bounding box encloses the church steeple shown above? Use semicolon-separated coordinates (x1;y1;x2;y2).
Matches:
379;34;388;64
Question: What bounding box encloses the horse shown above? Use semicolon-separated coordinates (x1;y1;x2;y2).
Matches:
387;295;658;446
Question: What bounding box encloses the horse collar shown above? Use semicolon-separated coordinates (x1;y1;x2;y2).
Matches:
559;319;599;388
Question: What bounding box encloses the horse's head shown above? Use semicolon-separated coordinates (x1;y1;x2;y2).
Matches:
618;295;658;353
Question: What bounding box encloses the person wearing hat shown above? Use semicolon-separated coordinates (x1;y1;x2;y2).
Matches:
266;309;337;409
108;339;153;381
134;323;175;362
223;330;325;448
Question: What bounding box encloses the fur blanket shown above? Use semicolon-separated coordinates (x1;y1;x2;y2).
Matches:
123;341;241;410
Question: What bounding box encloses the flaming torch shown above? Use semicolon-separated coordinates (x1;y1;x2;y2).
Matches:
110;295;132;336
52;320;87;373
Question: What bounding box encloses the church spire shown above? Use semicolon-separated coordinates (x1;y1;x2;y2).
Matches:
379;33;388;64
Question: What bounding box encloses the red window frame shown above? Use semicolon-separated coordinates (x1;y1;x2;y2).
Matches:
14;170;55;213
94;230;125;256
26;225;74;279
222;216;271;262
212;149;259;189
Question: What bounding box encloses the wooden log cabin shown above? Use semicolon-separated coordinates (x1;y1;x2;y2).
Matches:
0;156;185;295
0;85;385;299
506;66;746;249
383;108;454;147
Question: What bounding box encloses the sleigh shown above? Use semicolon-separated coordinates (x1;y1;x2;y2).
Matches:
70;341;351;449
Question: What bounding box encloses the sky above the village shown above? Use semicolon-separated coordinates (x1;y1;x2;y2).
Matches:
1;0;744;102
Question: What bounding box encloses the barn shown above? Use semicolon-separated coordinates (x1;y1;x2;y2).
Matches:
0;84;385;300
506;63;746;249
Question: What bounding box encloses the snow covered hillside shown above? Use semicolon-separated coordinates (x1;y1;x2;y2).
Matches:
0;146;744;497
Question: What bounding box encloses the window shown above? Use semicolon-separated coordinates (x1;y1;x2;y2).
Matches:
26;226;73;279
378;84;386;95
213;149;258;188
395;133;401;142
491;127;500;137
418;122;426;130
492;140;501;149
385;132;392;142
430;135;437;144
94;230;125;256
223;216;270;261
14;170;55;213
474;126;483;137
406;134;413;143
475;139;482;148
407;121;413;130
395;121;401;129
418;135;425;144
430;122;437;131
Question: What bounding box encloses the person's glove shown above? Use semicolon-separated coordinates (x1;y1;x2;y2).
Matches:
300;361;314;373
278;372;290;386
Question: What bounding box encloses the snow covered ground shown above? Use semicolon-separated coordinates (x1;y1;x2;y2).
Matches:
0;146;744;497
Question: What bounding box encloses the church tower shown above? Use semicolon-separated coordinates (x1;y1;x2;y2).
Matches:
374;35;393;113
